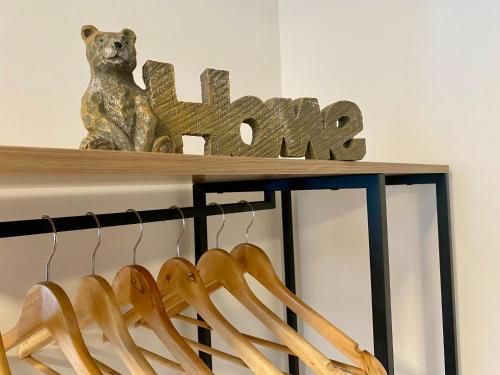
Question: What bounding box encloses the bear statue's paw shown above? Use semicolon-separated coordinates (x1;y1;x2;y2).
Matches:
152;135;175;153
80;134;122;151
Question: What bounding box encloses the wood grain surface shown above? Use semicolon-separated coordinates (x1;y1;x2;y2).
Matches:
0;146;448;186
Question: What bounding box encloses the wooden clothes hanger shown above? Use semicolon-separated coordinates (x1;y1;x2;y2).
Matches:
157;258;284;374
75;275;157;375
156;206;283;375
17;213;157;375
196;203;345;375
230;202;388;375
111;209;212;375
72;212;156;374
113;264;212;375
19;210;212;375
0;333;11;375
1;216;102;374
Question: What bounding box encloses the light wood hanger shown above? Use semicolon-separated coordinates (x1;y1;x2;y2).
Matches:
72;212;156;374
19;213;155;374
156;206;283;375
19;211;212;375
198;248;347;375
74;275;156;374
112;264;213;375
120;206;372;375
157;257;283;374
111;209;212;375
0;332;11;375
196;202;344;374
229;201;387;374
1;216;102;374
17;213;157;375
231;241;387;375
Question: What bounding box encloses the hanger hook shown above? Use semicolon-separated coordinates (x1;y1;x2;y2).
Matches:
86;212;101;275
41;215;57;283
239;200;255;243
169;206;185;257
209;202;225;248
127;209;143;265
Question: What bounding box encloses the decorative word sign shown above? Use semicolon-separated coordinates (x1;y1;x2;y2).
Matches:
79;26;365;160
144;62;365;160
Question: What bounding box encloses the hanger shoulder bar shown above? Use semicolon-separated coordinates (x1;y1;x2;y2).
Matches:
138;346;184;373
24;356;60;375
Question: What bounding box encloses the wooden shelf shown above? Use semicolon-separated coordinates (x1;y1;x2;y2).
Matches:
0;146;448;187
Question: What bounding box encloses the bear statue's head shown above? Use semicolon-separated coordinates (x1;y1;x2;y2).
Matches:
81;25;137;75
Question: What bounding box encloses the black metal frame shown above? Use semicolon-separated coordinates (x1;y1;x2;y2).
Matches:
0;172;457;375
193;173;458;375
386;173;458;375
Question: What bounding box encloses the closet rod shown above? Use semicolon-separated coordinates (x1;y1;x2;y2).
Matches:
0;191;275;238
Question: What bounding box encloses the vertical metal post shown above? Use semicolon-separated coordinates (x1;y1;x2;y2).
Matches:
192;185;212;369
435;174;458;375
281;190;300;374
366;175;394;375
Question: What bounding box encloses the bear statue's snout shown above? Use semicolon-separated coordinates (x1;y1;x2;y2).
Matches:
114;41;123;49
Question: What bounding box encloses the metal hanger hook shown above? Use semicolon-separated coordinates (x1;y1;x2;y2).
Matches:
127;209;143;265
41;215;57;283
86;212;101;275
209;202;225;248
239;200;255;243
169;206;185;257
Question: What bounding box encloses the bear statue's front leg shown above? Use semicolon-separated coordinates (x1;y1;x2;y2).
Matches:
133;94;157;152
80;91;133;151
80;132;120;150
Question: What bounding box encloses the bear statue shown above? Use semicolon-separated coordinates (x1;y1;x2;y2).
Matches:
79;25;157;152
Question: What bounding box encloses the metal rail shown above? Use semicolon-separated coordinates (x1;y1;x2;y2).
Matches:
0;191;276;238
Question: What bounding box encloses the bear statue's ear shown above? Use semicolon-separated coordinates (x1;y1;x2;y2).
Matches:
81;25;98;41
121;28;137;43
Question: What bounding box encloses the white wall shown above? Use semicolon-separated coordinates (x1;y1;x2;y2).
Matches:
0;1;286;373
280;1;500;374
